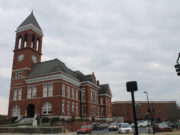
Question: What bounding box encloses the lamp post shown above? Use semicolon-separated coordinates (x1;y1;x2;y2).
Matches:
144;91;150;134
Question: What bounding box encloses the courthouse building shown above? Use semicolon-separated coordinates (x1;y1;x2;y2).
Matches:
8;12;112;121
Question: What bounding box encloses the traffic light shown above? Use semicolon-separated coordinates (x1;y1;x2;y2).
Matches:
175;63;180;76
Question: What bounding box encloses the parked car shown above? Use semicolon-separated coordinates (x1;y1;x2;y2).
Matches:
92;123;101;130
118;123;133;134
108;123;118;131
154;123;173;132
76;125;92;134
104;123;109;129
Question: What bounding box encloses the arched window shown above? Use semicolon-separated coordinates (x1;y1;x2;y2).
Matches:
12;105;20;117
37;39;40;51
24;33;28;47
31;35;35;49
42;102;52;115
18;36;21;49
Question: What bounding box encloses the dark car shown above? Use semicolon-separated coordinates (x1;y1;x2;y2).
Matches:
92;123;101;130
76;125;92;134
154;123;173;132
168;122;178;128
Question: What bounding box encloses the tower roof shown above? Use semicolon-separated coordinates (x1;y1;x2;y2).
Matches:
16;11;43;36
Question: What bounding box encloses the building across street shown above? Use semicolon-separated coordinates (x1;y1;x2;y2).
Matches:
112;101;176;123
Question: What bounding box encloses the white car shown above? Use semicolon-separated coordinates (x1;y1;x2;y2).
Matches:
118;123;133;134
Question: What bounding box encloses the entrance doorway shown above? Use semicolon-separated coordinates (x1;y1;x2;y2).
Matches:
27;104;35;117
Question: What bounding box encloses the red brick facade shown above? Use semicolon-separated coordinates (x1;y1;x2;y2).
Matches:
112;101;176;122
8;12;112;121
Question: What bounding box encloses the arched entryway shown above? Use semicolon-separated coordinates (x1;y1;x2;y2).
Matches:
27;104;35;117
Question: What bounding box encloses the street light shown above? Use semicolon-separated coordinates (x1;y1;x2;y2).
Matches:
144;91;150;134
143;91;155;134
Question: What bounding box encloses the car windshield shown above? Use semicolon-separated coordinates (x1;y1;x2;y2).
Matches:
158;123;169;128
121;123;130;128
110;123;116;126
81;125;88;129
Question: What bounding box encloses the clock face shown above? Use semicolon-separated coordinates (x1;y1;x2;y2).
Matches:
32;55;37;63
18;54;24;62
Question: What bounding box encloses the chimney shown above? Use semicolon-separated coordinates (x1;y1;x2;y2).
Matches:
97;80;100;85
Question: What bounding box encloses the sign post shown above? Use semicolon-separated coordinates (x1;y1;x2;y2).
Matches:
126;81;138;135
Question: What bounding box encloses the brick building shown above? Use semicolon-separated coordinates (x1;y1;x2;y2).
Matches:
112;101;176;122
8;12;112;121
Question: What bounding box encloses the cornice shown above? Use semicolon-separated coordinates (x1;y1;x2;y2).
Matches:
16;24;43;36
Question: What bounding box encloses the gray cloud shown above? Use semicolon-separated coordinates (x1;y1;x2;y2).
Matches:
0;0;180;114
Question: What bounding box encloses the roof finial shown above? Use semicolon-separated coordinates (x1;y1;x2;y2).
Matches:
31;9;34;15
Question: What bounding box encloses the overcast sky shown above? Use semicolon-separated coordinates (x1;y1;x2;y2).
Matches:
0;0;180;115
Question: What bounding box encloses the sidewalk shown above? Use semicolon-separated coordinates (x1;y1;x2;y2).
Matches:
0;130;180;135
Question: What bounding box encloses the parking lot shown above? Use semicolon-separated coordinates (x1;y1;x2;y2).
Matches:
92;127;149;134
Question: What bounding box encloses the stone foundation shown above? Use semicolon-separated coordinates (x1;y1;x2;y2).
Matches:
0;127;62;134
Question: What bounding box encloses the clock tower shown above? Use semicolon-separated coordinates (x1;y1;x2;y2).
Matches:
12;11;43;78
8;12;43;117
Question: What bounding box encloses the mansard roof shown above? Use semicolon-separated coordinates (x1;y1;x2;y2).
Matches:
100;84;112;97
27;58;106;87
27;58;78;79
75;71;92;82
16;11;43;36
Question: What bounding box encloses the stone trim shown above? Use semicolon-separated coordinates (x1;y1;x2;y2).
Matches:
99;94;112;98
12;67;31;72
80;81;101;89
16;24;43;36
26;73;80;86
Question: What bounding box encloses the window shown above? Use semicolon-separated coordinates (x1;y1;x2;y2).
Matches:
72;102;74;115
27;85;36;99
62;100;65;115
62;84;65;97
43;83;53;97
91;89;98;104
12;105;20;117
81;88;86;102
76;103;78;115
92;106;96;117
13;88;22;100
18;88;22;100
72;88;74;99
67;101;70;115
27;87;31;99
101;108;104;117
91;89;93;101
100;97;103;105
32;86;36;98
42;102;52;115
48;83;53;97
15;71;23;79
98;107;100;117
43;84;47;97
67;87;70;98
76;90;78;100
82;105;86;116
13;89;17;101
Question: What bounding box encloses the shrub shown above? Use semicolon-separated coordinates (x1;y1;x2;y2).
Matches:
42;117;50;123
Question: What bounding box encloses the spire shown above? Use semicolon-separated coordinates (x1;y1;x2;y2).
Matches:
16;12;43;36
